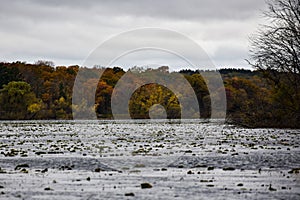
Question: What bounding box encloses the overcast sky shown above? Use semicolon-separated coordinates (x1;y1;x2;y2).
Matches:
0;0;268;69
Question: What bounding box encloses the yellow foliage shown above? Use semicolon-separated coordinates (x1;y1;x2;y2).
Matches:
28;103;41;113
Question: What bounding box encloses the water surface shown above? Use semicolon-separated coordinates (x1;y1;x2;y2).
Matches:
0;120;299;199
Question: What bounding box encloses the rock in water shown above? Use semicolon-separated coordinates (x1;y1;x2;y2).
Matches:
94;168;101;172
269;184;277;191
15;164;29;170
141;183;152;189
125;192;135;196
223;167;235;171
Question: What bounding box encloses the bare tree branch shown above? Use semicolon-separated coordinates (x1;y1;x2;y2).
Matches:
249;0;300;114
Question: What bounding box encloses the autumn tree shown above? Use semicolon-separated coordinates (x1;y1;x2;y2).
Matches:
95;80;113;118
129;84;181;119
225;77;274;127
184;73;211;118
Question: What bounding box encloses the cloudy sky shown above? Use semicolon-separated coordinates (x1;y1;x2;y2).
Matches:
0;0;268;69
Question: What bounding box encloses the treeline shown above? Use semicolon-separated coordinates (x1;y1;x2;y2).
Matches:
0;61;299;128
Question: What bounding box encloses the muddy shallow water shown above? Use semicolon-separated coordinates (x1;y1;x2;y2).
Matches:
0;120;299;199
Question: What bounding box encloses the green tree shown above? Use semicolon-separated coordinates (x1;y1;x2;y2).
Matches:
0;81;41;119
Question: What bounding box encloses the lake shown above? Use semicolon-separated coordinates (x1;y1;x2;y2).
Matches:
0;120;299;199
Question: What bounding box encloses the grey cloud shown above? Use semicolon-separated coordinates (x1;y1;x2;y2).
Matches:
0;0;267;68
1;0;265;22
211;45;250;68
